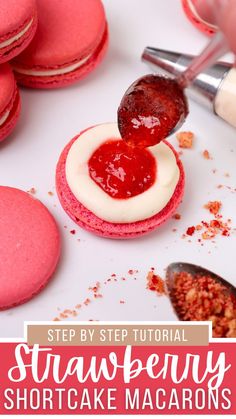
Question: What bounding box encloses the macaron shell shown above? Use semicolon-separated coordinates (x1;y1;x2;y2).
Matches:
0;0;36;39
0;64;21;142
0;0;38;64
182;0;216;36
0;64;15;112
14;25;108;89
56;131;185;239
0;90;21;142
13;0;107;68
0;187;60;310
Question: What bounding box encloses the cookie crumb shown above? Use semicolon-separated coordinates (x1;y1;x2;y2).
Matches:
186;226;195;236
202;150;212;160
173;213;181;220
204;201;222;216
128;269;139;275
176;131;194;148
27;187;37;195
146;270;166;295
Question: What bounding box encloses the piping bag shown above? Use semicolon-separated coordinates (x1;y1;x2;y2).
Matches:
142;46;236;128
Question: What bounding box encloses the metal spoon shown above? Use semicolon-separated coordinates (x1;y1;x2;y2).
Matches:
118;32;229;147
166;262;236;320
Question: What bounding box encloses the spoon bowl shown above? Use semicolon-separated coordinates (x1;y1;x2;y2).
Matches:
166;262;236;321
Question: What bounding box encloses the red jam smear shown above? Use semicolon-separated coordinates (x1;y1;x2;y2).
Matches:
118;74;188;148
88;139;157;199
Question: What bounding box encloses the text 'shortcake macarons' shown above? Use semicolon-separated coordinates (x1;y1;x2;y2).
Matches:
0;0;38;64
182;0;217;36
12;0;108;89
56;123;185;239
0;63;21;142
0;186;61;310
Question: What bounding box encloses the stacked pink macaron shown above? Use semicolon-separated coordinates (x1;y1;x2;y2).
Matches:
0;0;108;142
0;0;109;310
181;0;217;36
0;0;37;142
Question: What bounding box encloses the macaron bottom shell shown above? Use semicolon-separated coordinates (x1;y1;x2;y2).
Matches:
13;25;109;89
56;132;185;239
0;187;61;310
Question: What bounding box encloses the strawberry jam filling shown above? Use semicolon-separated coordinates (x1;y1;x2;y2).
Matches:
118;74;188;148
88;139;157;199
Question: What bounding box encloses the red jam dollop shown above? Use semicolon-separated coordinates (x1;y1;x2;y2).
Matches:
118;74;188;148
88;139;157;199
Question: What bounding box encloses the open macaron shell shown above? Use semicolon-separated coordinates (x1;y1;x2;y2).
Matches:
0;63;21;142
0;186;61;310
56;127;185;239
182;0;217;36
0;0;37;64
12;0;108;89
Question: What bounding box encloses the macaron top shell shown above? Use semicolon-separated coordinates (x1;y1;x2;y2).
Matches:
0;0;36;40
0;187;60;309
0;64;15;113
14;0;107;69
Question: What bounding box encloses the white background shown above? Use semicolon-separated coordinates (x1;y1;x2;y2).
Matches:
0;0;236;338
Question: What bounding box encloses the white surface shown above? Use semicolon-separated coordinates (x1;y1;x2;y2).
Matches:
0;0;236;338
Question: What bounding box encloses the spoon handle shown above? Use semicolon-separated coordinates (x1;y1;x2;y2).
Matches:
178;31;229;88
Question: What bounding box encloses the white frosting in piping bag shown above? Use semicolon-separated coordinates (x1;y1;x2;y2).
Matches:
214;68;236;128
65;123;180;223
0;18;34;49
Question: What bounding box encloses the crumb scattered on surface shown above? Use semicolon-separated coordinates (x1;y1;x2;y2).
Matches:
176;131;194;149
186;226;195;236
70;229;76;235
173;213;181;220
128;269;139;275
146;270;166;295
183;201;232;241
204;200;222;216
27;187;37;195
48;191;54;196
53;270;140;321
202;150;212;160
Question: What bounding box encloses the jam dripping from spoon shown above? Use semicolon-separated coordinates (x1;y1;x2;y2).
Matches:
118;74;188;148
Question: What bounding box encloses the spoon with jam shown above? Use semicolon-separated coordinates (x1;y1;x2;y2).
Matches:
118;32;228;148
166;262;236;338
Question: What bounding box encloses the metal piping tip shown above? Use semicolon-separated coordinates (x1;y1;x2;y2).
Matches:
142;47;185;77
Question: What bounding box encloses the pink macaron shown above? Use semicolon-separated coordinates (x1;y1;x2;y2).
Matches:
0;63;21;143
0;186;60;310
56;124;185;239
0;0;37;64
12;0;108;89
182;0;217;36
